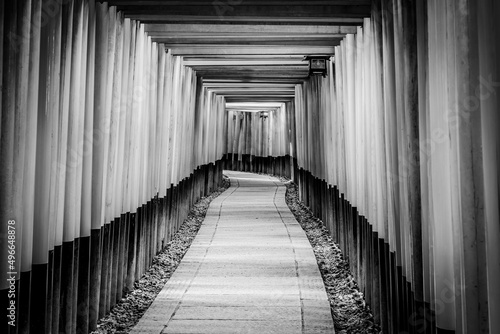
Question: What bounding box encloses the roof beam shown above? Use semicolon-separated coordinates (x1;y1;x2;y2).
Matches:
184;58;306;66
205;77;299;83
168;45;335;56
144;23;358;35
112;4;371;18
224;97;294;103
153;37;344;46
123;15;365;25
108;1;370;5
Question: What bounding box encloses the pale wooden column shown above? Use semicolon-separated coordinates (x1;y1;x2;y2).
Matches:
168;57;181;186
70;0;85;249
12;0;32;289
105;8;122;227
47;3;63;331
81;0;96;241
415;0;433;317
22;0;41;282
32;1;58;330
427;0;456;330
56;0;76;331
75;1;95;332
381;0;399;255
90;1;110;325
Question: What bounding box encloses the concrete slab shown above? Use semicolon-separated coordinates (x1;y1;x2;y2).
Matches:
131;171;334;334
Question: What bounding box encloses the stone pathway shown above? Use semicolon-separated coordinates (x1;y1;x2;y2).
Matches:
131;171;335;334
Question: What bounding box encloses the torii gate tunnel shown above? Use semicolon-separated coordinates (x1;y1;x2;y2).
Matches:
0;0;499;333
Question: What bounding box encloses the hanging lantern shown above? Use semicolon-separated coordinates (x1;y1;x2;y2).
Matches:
304;56;331;77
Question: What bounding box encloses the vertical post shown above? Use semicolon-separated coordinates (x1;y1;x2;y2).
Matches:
59;0;77;331
89;1;109;329
77;0;95;331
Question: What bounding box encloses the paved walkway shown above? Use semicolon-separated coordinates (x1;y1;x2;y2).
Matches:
131;171;335;334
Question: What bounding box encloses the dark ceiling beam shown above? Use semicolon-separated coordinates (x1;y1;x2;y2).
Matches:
202;82;297;88
111;4;371;17
224;97;294;103
220;93;295;98
209;88;295;96
221;93;295;97
196;74;309;80
144;23;358;34
207;85;296;90
226;101;285;106
107;1;370;5
205;85;296;96
121;15;365;25
226;110;279;114
148;33;347;38
201;78;303;84
184;55;306;59
184;59;306;66
225;106;280;110
152;37;344;46
189;65;308;71
200;74;308;81
167;45;335;56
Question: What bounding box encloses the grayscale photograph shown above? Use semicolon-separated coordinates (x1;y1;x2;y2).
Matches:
0;0;499;333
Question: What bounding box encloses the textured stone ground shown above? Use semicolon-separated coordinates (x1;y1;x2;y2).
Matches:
130;171;335;334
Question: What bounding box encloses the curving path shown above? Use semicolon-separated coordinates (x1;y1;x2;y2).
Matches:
131;171;335;334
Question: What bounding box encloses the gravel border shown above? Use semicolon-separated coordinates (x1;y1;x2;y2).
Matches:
92;173;380;333
91;176;230;334
283;179;381;334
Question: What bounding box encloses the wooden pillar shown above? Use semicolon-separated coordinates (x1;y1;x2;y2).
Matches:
89;1;110;328
25;0;48;332
46;1;64;332
473;1;500;332
31;1;55;332
56;0;76;332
